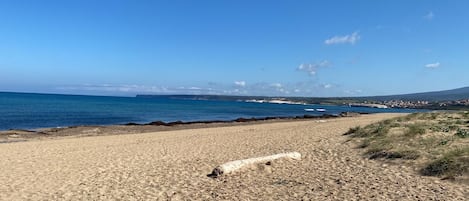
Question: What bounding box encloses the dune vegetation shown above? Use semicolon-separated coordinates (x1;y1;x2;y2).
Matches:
345;112;469;181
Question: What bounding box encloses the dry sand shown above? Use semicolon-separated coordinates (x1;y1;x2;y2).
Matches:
0;113;467;200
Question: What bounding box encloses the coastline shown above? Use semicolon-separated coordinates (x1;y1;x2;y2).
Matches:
0;113;359;143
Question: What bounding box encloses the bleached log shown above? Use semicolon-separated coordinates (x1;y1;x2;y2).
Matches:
209;152;301;177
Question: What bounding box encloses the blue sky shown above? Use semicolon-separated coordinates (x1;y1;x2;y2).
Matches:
0;0;468;97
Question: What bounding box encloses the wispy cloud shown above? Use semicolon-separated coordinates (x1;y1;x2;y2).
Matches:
425;62;440;69
344;89;363;95
298;60;330;76
60;84;168;93
234;81;246;87
423;11;434;20
270;83;282;88
57;84;220;95
321;83;333;89
265;83;288;93
324;32;360;45
56;81;352;97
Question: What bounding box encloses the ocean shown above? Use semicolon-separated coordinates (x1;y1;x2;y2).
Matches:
0;92;421;131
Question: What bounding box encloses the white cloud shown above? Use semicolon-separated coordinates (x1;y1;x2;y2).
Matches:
270;83;283;88
425;62;440;68
423;11;434;20
298;60;330;76
324;32;360;45
234;81;246;87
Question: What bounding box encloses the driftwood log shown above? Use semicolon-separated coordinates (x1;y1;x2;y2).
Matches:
208;152;301;178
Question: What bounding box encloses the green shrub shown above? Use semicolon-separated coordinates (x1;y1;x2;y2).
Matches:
347;122;390;138
421;159;451;176
429;125;450;132
420;147;469;178
343;126;361;136
392;150;420;160
455;120;464;125
404;123;426;137
439;139;451;146
368;150;420;160
455;129;469;138
448;125;459;131
382;119;393;125
364;138;393;152
373;124;390;136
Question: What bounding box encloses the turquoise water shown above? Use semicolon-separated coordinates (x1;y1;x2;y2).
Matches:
0;92;421;130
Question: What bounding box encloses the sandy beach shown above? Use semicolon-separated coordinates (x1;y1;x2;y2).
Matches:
0;113;467;200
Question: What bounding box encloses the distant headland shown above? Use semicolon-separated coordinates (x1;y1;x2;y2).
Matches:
137;86;469;110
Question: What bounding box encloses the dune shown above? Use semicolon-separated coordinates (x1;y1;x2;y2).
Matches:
0;113;467;200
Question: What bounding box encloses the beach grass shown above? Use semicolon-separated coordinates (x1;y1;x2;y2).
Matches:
345;111;469;180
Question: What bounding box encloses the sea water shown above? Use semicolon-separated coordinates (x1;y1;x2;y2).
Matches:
0;92;420;130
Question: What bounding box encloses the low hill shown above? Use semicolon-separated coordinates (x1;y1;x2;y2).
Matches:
137;86;469;104
362;86;469;102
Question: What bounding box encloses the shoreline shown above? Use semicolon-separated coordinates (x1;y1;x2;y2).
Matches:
0;112;363;143
125;113;352;126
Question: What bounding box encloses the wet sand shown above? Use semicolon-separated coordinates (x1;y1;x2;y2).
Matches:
0;113;467;200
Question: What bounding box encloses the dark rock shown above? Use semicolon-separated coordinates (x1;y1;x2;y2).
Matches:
136;114;342;127
125;122;141;126
167;121;184;126
234;118;251;122
340;112;361;117
147;121;167;126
